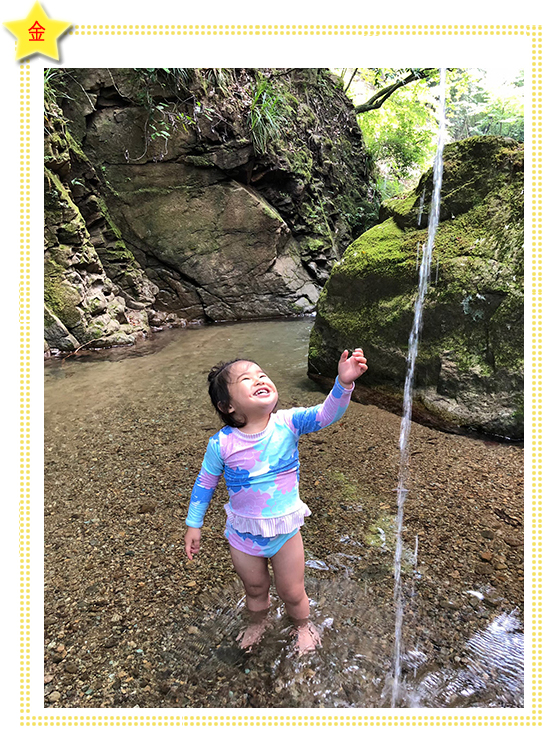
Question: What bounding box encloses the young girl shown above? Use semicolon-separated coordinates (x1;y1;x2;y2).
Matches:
184;348;367;653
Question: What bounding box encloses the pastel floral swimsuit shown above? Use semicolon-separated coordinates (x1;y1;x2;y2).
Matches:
186;378;354;557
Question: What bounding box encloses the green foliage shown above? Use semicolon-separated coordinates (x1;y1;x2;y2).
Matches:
343;67;523;197
355;71;437;192
203;68;236;94
44;68;70;106
134;68;194;98
446;69;524;142
249;78;287;155
127;68;232;162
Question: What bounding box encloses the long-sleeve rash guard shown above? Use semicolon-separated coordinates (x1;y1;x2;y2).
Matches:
185;377;354;537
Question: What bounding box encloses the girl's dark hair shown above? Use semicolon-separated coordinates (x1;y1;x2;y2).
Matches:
207;358;254;428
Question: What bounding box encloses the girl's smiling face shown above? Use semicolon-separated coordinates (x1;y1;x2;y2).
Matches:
225;361;278;423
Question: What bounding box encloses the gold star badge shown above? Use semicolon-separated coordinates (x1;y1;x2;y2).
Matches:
4;1;71;61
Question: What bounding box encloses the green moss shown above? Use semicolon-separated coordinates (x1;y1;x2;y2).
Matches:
489;292;524;371
183;154;215;168
44;260;83;328
337;218;414;280
364;513;396;548
257;197;284;223
308;327;325;364
43;308;61;333
84;322;108;341
383;192;419;219
100;239;137;263
328;470;358;500
97;197;123;240
285;147;313;179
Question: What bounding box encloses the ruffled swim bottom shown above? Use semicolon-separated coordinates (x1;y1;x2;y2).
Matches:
225;522;299;558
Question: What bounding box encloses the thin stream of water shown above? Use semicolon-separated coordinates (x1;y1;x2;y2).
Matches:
391;67;447;708
417;186;426;226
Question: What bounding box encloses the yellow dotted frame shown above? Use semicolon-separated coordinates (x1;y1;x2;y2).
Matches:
69;23;532;36
23;23;540;727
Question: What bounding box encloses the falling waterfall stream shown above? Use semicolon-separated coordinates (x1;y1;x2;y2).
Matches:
391;68;447;708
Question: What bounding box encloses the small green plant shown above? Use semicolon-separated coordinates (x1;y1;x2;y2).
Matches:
203;68;235;94
44;68;69;106
249;79;286;155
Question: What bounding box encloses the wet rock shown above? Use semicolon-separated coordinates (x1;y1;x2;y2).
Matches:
305;559;330;571
475;562;493;575
503;535;523;548
483;592;503;609
138;501;157;514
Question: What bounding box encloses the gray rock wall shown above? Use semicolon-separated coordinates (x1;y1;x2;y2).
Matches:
44;68;376;352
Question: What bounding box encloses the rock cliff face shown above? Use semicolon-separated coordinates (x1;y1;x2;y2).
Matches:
44;107;155;351
44;68;376;352
308;137;524;439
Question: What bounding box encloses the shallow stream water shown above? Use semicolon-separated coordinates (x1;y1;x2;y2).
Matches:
44;319;523;709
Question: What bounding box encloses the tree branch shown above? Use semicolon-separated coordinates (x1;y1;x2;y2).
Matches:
344;68;358;94
354;69;436;114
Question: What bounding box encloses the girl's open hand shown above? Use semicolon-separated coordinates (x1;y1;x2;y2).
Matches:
337;348;368;388
185;527;202;560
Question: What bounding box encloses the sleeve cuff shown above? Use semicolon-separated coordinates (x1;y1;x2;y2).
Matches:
185;518;203;528
335;376;355;392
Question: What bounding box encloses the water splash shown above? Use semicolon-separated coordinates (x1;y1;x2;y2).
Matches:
158;578;523;709
391;67;448;708
406;611;524;708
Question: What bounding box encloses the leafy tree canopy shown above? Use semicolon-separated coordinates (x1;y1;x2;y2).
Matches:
336;67;523;196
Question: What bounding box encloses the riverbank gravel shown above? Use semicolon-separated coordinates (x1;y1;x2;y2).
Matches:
44;373;524;708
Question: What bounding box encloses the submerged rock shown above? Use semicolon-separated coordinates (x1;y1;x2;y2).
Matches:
308;136;523;439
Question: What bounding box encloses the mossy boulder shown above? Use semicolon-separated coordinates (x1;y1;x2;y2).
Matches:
309;136;524;439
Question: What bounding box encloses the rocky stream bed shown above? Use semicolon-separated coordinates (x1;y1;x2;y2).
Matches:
44;320;524;709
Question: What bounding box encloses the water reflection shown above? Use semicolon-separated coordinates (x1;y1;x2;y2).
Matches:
45;319;320;416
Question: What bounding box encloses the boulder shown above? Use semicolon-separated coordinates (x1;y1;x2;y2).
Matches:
308;136;524;439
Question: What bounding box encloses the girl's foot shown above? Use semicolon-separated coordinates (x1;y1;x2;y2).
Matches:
236;612;272;651
294;621;321;654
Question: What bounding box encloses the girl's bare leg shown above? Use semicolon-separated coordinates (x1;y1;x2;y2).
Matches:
229;545;272;649
271;532;321;653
